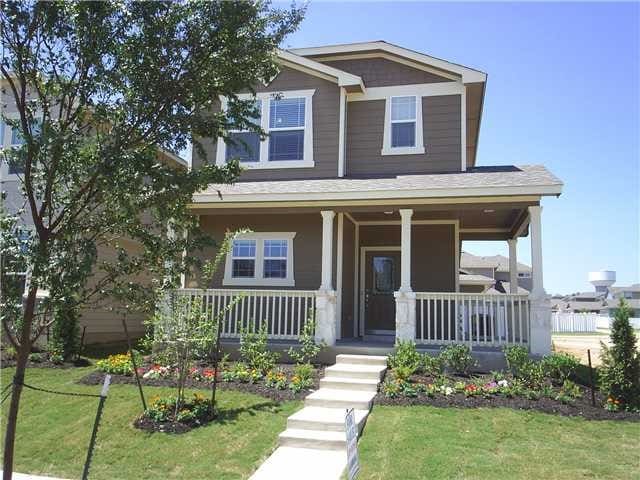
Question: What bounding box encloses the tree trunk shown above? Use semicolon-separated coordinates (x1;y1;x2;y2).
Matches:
3;285;37;480
210;316;223;410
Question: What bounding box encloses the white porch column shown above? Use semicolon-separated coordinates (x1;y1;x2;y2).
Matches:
528;205;551;356
395;208;416;342
316;210;337;345
508;238;518;294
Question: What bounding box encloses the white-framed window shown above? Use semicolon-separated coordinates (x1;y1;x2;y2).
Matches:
223;232;296;286
518;272;531;278
381;95;425;156
216;90;315;169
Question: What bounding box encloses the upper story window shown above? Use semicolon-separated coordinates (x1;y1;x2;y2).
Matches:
216;90;315;170
518;272;531;278
225;100;262;164
223;232;296;286
381;95;425;156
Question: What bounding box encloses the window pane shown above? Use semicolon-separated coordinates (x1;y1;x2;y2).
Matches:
264;240;287;258
391;96;416;121
264;259;287;278
11;127;25;145
8;159;25;175
269;97;305;129
232;259;255;278
391;122;416;148
232;240;256;258
269;130;304;161
373;257;394;293
226;132;260;163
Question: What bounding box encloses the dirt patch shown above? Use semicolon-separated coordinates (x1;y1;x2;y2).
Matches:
552;334;611;367
133;412;217;434
78;364;324;403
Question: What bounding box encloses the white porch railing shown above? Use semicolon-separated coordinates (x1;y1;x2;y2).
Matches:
174;288;316;340
415;292;531;347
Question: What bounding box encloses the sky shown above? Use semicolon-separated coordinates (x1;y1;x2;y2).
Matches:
282;1;640;295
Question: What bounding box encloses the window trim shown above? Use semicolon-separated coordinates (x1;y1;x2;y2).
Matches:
223;232;296;286
216;90;315;170
381;95;425;156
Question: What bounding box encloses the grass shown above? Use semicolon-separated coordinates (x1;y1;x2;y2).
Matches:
0;366;300;479
356;405;640;480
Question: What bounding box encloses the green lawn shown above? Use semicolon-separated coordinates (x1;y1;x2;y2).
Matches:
0;366;300;479
357;405;640;480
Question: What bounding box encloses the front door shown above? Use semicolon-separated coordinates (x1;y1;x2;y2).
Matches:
364;251;401;334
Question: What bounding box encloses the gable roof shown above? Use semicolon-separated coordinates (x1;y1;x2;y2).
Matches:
289;41;487;84
277;50;364;92
461;251;531;273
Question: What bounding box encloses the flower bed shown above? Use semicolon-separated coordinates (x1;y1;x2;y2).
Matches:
79;360;323;403
133;393;216;434
378;342;639;421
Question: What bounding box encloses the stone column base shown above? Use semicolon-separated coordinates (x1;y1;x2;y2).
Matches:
315;289;337;346
529;293;552;356
394;290;416;343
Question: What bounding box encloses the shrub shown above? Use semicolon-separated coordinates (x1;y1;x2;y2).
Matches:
542;352;580;384
96;353;135;375
388;340;421;373
289;363;314;393
239;323;280;374
222;362;260;383
440;344;475;375
519;360;545;389
560;379;582;399
49;298;80;361
503;345;530;377
145;393;213;425
28;352;43;363
287;316;324;365
265;369;287;390
599;299;640;409
381;379;402;398
3;346;17;360
393;365;415;382
421;353;444;377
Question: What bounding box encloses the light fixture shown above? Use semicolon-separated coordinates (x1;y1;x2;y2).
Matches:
483;209;495;213
384;211;394;215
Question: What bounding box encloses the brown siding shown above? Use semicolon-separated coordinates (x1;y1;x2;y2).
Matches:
346;95;461;176
359;224;455;292
193;67;340;180
323;57;451;87
341;218;355;338
193;213;324;290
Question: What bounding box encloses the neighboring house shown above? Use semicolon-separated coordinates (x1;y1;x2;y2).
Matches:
459;251;531;293
0;78;187;343
552;291;608;314
605;284;640;317
188;41;563;357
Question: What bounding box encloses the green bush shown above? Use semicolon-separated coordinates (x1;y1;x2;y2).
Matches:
265;369;287;390
289;363;314;393
599;299;640;409
421;353;444;376
381;379;402;398
49;298;80;361
393;365;415;382
287;316;324;365
440;344;476;375
28;352;43;363
503;345;530;377
542;352;580;384
388;340;421;374
239;323;280;374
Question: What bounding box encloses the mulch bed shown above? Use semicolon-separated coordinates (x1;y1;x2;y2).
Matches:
133;413;217;434
1;358;91;369
78;363;324;403
374;373;639;422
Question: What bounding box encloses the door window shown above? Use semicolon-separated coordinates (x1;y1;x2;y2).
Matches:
373;257;394;293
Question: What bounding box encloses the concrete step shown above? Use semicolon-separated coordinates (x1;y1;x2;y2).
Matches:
324;363;387;381
319;376;379;392
249;447;347;480
335;354;387;366
287;406;369;433
305;388;376;410
278;428;347;450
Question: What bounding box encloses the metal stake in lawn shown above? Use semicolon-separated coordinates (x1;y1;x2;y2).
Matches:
82;374;111;480
122;317;147;411
587;349;596;407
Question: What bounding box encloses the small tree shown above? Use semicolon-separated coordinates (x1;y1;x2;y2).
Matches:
287;316;324;366
599;298;640;409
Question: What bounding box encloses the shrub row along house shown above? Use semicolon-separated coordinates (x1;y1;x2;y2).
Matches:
185;41;564;358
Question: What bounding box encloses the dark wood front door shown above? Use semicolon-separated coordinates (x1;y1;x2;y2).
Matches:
364;251;401;334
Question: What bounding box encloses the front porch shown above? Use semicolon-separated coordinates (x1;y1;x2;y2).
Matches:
180;198;552;355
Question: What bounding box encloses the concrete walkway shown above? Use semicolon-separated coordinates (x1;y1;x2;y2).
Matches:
0;473;70;480
250;354;387;480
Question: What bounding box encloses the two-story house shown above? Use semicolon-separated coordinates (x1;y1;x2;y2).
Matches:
460;251;532;294
187;41;563;357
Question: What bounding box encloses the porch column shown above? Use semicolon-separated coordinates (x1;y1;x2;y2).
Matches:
528;205;551;356
395;208;416;343
508;238;518;294
316;210;337;345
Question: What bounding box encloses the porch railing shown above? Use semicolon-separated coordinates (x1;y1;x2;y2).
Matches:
415;292;530;347
174;288;316;340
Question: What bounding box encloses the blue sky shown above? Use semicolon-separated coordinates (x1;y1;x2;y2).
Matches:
283;1;640;294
